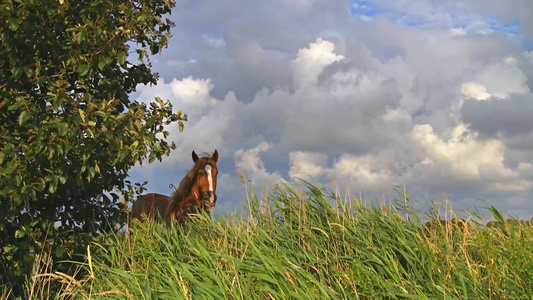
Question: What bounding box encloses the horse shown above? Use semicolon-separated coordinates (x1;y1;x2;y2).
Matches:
130;193;172;222
131;149;219;224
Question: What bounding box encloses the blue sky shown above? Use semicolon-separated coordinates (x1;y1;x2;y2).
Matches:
129;0;533;221
349;0;523;39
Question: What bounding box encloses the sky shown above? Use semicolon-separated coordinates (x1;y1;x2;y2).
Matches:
129;0;533;220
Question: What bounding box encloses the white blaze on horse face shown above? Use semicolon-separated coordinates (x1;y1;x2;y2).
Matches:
204;164;215;207
205;165;214;205
205;165;213;192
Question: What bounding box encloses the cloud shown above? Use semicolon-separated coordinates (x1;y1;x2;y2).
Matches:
289;151;328;179
234;142;283;188
127;0;533;219
169;76;217;114
408;124;529;192
517;163;533;181
474;63;529;98
291;38;345;89
461;93;533;137
461;82;491;101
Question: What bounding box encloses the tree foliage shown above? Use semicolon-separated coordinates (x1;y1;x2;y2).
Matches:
0;0;183;292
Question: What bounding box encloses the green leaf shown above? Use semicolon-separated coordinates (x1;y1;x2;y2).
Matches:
49;181;57;194
13;194;22;206
155;97;164;107
23;66;34;78
150;42;160;54
118;51;126;66
104;55;114;65
87;167;96;181
9;18;21;31
11;66;22;79
77;29;86;44
57;123;68;136
18;111;30;125
78;109;86;123
77;64;89;76
134;120;142;130
94;111;106;118
98;59;107;70
33;178;46;192
27;187;36;201
15;229;26;239
86;128;94;138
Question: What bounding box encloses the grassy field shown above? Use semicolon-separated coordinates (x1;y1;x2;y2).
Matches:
9;181;533;299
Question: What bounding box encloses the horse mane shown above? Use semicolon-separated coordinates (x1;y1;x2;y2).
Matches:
164;152;216;219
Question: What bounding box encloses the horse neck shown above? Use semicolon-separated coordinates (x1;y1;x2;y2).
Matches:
164;174;198;218
180;184;203;212
164;189;183;219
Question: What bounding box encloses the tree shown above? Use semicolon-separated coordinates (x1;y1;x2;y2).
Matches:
0;0;184;292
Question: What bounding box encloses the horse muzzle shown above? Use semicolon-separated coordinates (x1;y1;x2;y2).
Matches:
202;191;217;210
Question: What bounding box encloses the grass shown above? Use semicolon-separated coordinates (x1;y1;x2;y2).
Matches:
7;181;533;299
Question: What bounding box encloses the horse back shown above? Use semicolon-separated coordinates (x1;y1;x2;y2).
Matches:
131;193;171;221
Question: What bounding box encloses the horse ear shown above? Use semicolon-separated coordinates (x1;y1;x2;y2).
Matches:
212;149;218;163
192;150;199;162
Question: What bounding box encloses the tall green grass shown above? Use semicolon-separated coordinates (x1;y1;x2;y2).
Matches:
15;181;533;299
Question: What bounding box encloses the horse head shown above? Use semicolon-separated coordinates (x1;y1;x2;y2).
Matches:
190;149;219;211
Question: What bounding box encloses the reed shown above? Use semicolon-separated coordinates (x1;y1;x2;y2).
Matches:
16;181;533;299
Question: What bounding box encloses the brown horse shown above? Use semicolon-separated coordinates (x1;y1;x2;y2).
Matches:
131;149;219;224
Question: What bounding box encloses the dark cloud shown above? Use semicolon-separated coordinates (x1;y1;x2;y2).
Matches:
461;94;533;137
